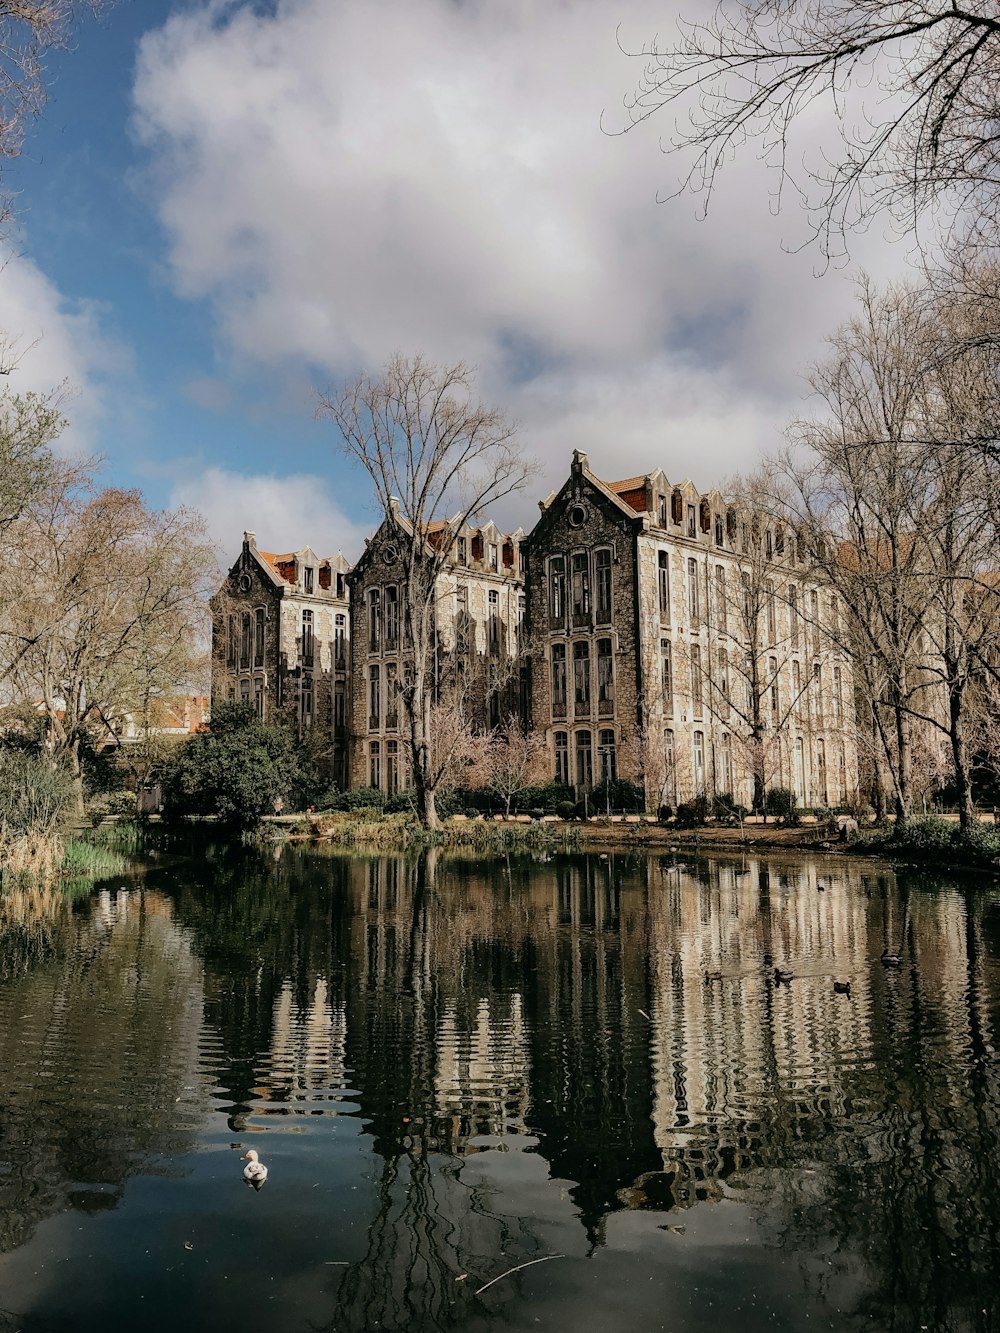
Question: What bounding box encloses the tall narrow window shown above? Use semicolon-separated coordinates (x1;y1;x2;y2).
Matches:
334;679;346;730
717;647;730;721
790;584;799;649
810;588;820;656
597;638;614;715
816;737;828;804
830;593;840;635
386;661;399;728
595;548;612;625
664;730;676;804
687;503;696;537
812;661;822;722
254;608;265;668
599;729;617;781
227;614;237;669
769;656;779;716
489;589;500;651
551;643;567;719
457;536;467;564
833;664;844;722
384;585;399;647
658;551;670;619
301;673;313;728
386;740;399;796
368;589;381;651
742;571;752;625
794;737;805;801
455;586;469;651
766;580;776;640
766;528;773;559
555;731;570;786
489;543;498;572
369;664;380;729
549;556;566;628
693;731;705;791
369;741;381;790
254;677;265;719
335;613;346;667
688;557;700;621
658;493;668;527
691;644;703;719
715;565;726;631
573;640;591;708
240;611;251;670
301;609;314;667
575;730;593;792
571;552;590;625
719;733;732;795
303;566;314;594
792;660;801;717
660;638;673;717
715;512;724;547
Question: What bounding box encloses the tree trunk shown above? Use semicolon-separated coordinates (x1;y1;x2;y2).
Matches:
948;681;975;832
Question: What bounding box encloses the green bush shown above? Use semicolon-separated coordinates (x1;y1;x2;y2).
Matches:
556;800;577;820
513;782;576;815
953;821;1000;860
328;785;386;812
0;750;76;838
589;778;645;814
712;792;748;823
161;702;302;831
675;795;711;828
765;786;797;818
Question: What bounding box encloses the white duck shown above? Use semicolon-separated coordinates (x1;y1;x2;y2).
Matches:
241;1149;268;1186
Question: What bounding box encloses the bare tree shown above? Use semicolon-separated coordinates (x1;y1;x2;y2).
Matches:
779;273;1000;826
614;0;1000;258
0;388;62;534
320;354;534;830
0;465;215;809
483;719;547;817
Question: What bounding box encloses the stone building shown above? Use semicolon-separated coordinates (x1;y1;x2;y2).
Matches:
347;512;525;795
525;451;859;809
211;531;351;786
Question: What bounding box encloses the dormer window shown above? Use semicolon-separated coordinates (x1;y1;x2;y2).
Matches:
457;536;467;564
671;489;684;524
489;543;498;572
303;566;314;594
658;493;668;527
686;503;696;537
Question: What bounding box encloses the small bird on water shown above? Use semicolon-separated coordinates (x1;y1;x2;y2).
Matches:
774;967;794;985
833;980;852;996
242;1149;268;1187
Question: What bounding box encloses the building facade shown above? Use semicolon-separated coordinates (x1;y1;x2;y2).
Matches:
347;514;525;795
213;456;859;808
211;532;351;786
525;452;859;809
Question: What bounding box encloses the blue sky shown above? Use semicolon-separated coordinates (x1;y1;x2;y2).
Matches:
5;0;907;560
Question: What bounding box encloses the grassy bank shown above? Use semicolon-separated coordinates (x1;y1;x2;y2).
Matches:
854;817;1000;869
289;808;585;852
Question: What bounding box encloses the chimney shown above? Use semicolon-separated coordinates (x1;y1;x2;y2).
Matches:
571;449;588;475
243;530;256;548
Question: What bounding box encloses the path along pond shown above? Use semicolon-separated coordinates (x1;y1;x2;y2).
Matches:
1;846;999;1333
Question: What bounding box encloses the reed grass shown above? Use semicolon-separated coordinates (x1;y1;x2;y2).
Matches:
59;839;129;879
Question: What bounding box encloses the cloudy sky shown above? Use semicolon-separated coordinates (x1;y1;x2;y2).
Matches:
6;0;911;558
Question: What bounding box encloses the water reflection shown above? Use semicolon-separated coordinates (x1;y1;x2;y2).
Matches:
1;849;999;1331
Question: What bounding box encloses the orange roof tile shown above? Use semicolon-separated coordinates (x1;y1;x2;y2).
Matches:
607;475;651;493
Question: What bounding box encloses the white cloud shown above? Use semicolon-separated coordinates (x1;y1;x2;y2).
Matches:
133;0;911;500
170;465;370;560
0;249;119;452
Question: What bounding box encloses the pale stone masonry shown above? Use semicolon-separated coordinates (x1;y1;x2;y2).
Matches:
213;454;859;806
347;513;525;794
524;451;859;809
211;532;352;788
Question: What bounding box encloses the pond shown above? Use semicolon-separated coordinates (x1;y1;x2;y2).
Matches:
1;847;999;1333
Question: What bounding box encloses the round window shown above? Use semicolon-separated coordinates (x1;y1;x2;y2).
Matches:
238;573;252;592
568;504;588;528
382;546;399;565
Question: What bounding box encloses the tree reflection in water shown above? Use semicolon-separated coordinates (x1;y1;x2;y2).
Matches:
2;847;1000;1331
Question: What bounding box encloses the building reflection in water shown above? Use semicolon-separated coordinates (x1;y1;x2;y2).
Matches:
2;847;999;1331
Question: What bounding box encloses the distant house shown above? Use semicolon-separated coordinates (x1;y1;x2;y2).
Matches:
211;532;351;787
